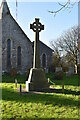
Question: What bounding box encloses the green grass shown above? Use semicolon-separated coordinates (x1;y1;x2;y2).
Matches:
1;74;80;119
47;73;80;95
2;74;26;83
46;73;79;86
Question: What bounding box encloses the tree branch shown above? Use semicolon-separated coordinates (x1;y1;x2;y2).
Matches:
48;0;78;16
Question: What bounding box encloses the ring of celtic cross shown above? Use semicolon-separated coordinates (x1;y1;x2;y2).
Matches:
32;22;42;32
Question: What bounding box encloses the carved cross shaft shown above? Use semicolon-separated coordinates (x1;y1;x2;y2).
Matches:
30;18;44;68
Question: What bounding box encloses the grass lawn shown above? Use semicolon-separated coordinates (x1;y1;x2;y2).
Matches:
0;73;80;119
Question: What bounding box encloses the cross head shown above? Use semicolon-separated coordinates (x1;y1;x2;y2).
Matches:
30;18;44;32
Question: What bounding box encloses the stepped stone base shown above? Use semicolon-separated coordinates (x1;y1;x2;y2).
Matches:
26;68;49;92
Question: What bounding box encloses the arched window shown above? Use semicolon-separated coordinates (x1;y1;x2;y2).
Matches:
42;53;46;68
7;39;11;67
17;46;21;66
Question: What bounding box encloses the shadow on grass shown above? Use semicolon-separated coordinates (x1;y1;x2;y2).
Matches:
64;89;80;95
53;79;80;86
32;88;80;95
47;88;80;95
2;74;26;84
1;118;80;120
2;87;79;107
48;74;80;86
2;74;80;87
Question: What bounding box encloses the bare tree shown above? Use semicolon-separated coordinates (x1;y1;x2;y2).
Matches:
51;26;79;74
50;41;63;68
48;0;78;16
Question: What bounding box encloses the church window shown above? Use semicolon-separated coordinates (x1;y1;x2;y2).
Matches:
42;53;46;68
7;39;11;67
17;46;21;66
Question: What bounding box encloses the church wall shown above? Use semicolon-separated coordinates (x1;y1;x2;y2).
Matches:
2;10;33;74
39;41;53;70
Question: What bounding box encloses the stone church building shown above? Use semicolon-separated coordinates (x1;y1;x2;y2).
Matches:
0;0;53;74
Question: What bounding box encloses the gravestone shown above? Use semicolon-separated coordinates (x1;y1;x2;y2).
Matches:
56;67;62;72
66;67;75;77
26;18;49;92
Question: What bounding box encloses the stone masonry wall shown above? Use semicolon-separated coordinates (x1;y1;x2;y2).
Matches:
2;3;33;74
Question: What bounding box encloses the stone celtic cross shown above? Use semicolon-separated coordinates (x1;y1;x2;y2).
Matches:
30;18;44;68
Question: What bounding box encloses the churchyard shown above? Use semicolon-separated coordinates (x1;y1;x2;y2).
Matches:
1;73;80;119
1;17;80;119
0;1;80;119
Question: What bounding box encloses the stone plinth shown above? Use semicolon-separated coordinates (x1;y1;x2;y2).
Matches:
26;68;49;91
